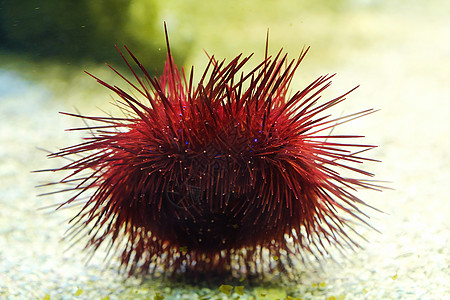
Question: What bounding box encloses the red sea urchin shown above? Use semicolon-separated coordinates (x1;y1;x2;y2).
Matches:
44;28;382;279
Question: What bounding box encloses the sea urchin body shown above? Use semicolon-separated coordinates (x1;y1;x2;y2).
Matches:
45;30;381;278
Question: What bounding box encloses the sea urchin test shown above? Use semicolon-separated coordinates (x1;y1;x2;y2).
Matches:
43;26;382;278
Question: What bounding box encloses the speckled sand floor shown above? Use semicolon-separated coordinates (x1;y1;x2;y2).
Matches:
1;1;449;299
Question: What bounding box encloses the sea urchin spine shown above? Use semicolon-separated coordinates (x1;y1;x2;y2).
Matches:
44;28;382;278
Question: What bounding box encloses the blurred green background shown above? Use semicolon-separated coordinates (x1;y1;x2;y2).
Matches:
0;0;413;73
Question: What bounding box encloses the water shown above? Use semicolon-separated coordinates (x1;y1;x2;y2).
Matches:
0;1;448;299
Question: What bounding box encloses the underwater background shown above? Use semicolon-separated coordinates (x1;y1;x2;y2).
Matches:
0;0;449;299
